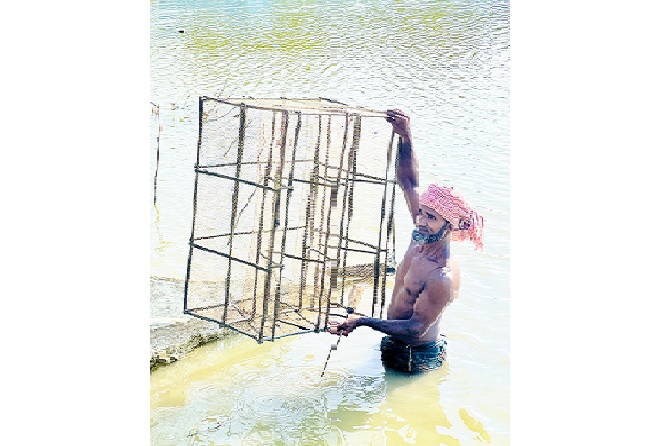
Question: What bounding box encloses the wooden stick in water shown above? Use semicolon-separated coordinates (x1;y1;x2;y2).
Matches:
320;334;342;378
320;306;353;378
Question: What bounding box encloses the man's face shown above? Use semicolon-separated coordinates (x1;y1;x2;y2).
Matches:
415;204;450;235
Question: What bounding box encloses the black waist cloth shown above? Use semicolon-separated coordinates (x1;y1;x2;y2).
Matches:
380;335;447;373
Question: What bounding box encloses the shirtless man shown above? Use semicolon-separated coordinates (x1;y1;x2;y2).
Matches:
328;109;484;373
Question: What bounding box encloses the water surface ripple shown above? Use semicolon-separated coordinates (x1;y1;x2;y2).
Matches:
151;0;509;444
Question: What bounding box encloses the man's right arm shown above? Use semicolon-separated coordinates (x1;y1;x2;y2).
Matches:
386;109;419;219
329;269;454;343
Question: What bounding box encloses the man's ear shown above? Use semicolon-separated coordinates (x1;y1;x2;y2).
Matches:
458;217;471;231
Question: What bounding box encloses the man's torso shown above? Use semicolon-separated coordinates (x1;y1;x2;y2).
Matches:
386;242;460;344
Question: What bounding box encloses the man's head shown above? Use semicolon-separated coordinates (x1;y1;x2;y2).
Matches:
412;204;451;244
415;184;484;250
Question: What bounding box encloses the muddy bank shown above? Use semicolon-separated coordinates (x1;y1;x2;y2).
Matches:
150;276;230;370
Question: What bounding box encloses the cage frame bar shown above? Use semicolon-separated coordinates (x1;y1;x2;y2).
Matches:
183;97;204;315
222;105;247;325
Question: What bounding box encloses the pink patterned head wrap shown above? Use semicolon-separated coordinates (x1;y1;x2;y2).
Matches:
418;184;484;251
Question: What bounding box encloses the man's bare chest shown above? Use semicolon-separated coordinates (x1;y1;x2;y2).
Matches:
403;258;444;297
388;256;446;320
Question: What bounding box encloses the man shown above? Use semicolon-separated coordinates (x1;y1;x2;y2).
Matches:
328;109;484;373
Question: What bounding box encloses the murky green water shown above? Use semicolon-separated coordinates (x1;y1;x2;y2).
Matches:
151;0;509;444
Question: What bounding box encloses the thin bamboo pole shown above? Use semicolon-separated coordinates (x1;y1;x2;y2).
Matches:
152;102;160;206
201;96;388;118
321;114;350;331
251;112;276;321
299;115;322;311
183;97;204;315
371;125;396;317
259;110;288;342
338;115;361;306
222;105;247;324
379;132;400;317
313;117;331;310
272;112;301;340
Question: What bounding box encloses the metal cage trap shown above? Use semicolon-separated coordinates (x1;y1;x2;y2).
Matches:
184;97;399;343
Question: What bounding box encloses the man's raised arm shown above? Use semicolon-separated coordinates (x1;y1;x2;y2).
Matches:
386;109;419;219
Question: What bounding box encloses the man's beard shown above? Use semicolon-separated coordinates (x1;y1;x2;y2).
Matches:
411;223;449;245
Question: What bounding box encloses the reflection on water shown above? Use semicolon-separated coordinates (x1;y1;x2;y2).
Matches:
151;0;509;444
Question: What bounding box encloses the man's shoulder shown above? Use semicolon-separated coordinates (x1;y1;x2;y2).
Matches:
426;266;453;284
420;269;453;306
426;263;460;298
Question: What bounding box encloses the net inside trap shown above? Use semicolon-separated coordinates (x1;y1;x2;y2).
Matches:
184;97;399;342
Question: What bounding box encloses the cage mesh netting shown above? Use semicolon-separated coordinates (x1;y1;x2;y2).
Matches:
184;97;399;342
